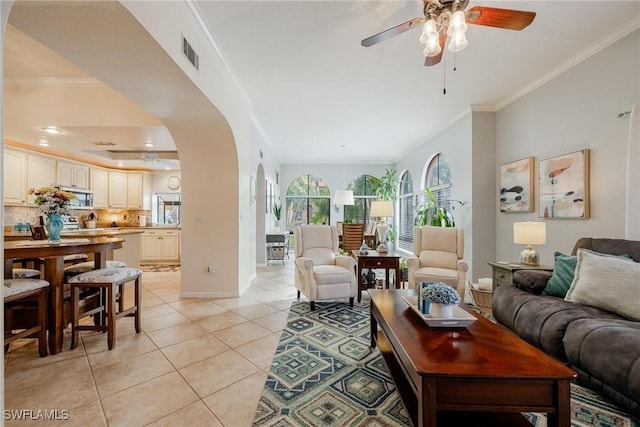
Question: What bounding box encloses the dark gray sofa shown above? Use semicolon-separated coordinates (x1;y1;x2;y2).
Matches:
492;238;640;418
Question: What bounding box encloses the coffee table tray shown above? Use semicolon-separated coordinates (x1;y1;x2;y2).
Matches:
402;296;477;328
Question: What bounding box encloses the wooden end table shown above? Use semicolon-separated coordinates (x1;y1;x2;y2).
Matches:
488;262;554;289
369;289;575;427
352;250;400;302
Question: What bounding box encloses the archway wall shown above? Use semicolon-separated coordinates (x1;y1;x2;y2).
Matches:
7;0;255;296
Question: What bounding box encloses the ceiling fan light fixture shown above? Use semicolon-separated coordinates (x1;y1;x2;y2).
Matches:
423;36;442;57
448;29;468;52
419;19;438;44
447;10;468;35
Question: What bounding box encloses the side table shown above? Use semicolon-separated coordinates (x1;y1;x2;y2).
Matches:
352;250;401;302
488;262;554;290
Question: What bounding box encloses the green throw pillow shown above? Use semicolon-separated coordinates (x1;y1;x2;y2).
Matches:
543;252;577;298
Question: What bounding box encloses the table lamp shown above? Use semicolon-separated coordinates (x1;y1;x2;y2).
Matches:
370;200;393;253
513;221;546;266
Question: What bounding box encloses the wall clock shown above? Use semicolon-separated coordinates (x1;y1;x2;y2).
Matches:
167;175;181;190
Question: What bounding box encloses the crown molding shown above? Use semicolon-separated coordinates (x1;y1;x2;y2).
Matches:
4;77;102;87
496;16;640;111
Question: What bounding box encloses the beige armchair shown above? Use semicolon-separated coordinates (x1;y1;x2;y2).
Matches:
407;226;468;297
294;225;357;310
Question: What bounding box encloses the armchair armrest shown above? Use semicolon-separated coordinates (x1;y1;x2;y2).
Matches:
295;257;314;272
457;259;469;273
335;255;355;270
407;256;420;289
513;270;553;294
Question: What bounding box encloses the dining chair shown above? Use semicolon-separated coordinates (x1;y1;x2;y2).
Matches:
69;267;142;350
4;278;49;357
342;223;365;254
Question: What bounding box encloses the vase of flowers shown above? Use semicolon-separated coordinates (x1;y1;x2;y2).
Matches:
420;282;460;319
28;186;76;241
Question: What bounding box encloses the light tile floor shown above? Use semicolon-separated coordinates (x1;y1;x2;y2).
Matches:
4;259;310;426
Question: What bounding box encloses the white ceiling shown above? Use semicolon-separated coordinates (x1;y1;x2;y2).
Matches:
4;1;640;168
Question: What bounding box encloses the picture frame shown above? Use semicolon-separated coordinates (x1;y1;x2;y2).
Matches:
538;149;590;219
249;175;256;206
500;157;534;212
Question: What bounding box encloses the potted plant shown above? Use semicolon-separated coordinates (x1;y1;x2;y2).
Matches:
414;187;455;227
375;168;399;202
420;282;460;318
273;202;282;230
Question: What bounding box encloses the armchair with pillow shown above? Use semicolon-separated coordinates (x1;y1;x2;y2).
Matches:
493;237;640;418
407;226;468;297
293;225;357;311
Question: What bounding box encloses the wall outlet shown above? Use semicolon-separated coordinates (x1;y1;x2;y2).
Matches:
207;266;216;273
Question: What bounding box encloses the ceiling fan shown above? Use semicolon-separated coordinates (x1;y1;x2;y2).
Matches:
361;0;535;66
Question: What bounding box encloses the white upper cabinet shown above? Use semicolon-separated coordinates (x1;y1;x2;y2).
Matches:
57;161;89;189
90;167;109;208
26;154;56;205
4;149;27;205
108;171;128;208
127;173;144;208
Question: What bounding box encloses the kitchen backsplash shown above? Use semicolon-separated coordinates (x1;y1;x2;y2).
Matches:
4;206;152;230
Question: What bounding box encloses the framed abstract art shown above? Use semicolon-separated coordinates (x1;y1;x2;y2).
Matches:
538;149;590;219
500;157;534;212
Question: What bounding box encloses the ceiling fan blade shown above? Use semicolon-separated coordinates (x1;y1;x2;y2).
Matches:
424;34;446;66
361;17;424;47
466;6;536;31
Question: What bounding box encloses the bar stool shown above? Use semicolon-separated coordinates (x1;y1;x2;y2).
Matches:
64;260;127;313
69;267;142;350
4;278;49;357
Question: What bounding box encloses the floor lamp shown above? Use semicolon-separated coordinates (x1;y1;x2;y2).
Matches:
370;200;393;253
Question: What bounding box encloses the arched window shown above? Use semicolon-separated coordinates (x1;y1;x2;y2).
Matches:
422;153;452;223
344;175;380;224
286;175;330;230
398;171;414;251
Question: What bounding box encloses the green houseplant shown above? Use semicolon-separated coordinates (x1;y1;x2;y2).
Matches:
414;187;455;227
273;202;282;230
375;168;399;202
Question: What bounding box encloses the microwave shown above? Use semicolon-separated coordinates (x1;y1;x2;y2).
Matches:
56;185;93;209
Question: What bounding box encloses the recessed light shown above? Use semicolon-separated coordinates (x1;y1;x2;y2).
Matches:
42;126;62;134
117;161;124;167
165;166;171;170
145;142;154;147
38;139;49;147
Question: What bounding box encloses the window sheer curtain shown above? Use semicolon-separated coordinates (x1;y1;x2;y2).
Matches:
625;103;640;239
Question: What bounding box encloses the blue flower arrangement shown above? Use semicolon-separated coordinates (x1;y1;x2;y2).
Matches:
420;282;460;305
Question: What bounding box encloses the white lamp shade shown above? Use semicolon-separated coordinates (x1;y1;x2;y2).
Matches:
370;200;393;218
513;222;547;245
334;190;354;205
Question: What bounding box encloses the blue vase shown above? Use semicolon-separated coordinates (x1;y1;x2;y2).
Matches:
45;214;64;241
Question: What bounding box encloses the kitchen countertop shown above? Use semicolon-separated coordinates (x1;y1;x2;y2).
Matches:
5;226;181;238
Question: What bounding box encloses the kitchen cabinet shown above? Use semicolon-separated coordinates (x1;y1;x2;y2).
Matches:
127;173;144;208
57;161;89;189
108;171;128;208
90;167;109;208
141;229;180;263
27;154;56;205
4;149;27;205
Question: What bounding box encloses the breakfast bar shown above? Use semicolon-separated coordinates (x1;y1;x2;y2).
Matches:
4;237;125;354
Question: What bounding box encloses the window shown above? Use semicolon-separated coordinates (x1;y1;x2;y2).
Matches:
286;175;331;230
344;175;380;224
422;153;452;224
398;172;414;251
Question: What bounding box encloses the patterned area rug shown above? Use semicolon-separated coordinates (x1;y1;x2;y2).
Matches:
140;264;180;272
254;301;639;427
253;301;411;426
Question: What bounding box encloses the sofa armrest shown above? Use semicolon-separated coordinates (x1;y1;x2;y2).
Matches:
335;255;355;270
513;270;553;294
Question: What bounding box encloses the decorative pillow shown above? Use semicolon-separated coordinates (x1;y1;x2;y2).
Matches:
543;252;578;298
564;249;640;321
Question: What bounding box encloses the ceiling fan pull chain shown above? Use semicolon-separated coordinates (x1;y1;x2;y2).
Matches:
442;53;447;95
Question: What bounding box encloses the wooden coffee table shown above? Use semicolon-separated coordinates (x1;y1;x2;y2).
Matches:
369;289;575;427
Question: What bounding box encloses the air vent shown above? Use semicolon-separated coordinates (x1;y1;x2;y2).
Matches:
182;35;199;70
91;141;116;146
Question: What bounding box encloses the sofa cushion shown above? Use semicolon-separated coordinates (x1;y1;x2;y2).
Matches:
543;252;578;297
313;265;352;286
493;284;624;361
513;270;553;294
565;249;640;321
563;318;640;415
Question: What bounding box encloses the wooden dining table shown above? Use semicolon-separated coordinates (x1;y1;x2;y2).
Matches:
4;237;125;354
